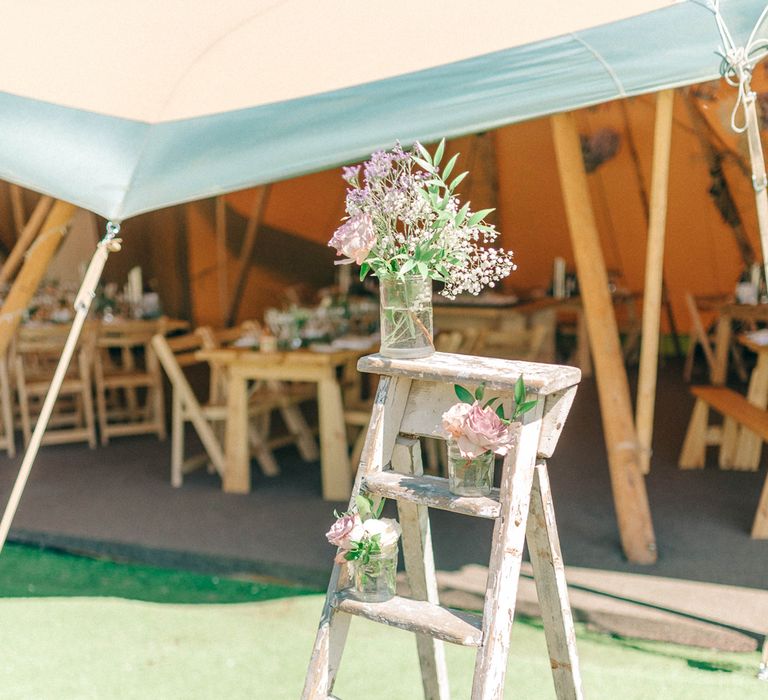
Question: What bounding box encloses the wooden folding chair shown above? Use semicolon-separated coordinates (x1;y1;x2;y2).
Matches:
93;319;167;445
14;324;97;448
474;324;551;362
684;293;747;383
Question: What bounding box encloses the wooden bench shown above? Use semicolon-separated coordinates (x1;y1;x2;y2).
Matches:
679;385;768;538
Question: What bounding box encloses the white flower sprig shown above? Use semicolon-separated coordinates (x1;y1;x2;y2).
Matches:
329;140;517;299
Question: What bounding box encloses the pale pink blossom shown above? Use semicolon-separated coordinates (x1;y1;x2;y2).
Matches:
325;513;363;550
441;402;473;438
328;212;375;265
454;402;516;458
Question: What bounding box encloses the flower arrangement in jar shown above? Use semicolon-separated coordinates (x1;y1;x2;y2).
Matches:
326;494;402;603
441;376;538;497
328;140;516;359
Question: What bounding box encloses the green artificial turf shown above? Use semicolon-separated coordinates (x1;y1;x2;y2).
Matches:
0;543;763;699
0;542;317;603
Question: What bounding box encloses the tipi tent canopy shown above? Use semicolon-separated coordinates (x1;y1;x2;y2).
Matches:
0;0;765;220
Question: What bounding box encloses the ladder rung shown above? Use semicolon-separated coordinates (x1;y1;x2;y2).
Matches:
334;592;483;647
362;471;501;519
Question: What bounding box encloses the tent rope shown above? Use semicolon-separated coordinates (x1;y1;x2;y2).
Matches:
708;0;768;288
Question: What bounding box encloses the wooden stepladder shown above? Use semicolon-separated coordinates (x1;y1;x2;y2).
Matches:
302;352;583;700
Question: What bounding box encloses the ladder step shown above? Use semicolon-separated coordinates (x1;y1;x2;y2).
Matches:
362;471;501;519
334;591;483;647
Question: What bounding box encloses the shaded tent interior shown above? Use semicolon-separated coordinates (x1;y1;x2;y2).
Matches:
2;76;767;567
2;80;759;332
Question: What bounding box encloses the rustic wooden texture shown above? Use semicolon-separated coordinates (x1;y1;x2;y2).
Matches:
358;351;580;395
526;464;584;699
679;386;768;475
752;474;768;538
364;471;500;519
302;376;412;699
9;184;26;236
334;593;483;647
152;334;226;486
197;346;373;499
538;386;578;459
0;201;74;358
471;403;541;699
732;339;768;470
215;196;228;326
678;398;710;469
0;358;14;457
393;436;450;699
305;353;582;700
683;293;719;382
226;185;269;326
551;111;657;565
14;324;98;449
636;89;674;475
0;195;53;285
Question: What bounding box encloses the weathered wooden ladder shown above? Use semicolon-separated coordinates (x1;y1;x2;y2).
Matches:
302;351;583;699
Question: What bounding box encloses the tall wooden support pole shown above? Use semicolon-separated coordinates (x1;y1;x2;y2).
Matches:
9;185;26;237
226;186;269;326
0;196;54;286
215;196;228;326
0;201;74;357
551;113;657;564
636;90;674;474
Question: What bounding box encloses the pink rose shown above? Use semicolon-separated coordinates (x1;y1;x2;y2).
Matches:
456;402;515;458
326;513;363;551
441;402;473;438
328;212;375;265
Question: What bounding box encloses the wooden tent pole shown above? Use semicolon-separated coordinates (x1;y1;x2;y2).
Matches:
9;185;26;237
226;186;269;326
0;224;121;553
0;201;74;357
636;90;675;474
0;196;54;286
215;196;228;326
551;112;657;564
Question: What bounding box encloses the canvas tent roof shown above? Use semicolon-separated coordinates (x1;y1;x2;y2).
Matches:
0;0;765;220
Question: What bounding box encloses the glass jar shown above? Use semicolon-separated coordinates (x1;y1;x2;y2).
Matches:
378;274;434;359
350;544;398;603
447;440;495;497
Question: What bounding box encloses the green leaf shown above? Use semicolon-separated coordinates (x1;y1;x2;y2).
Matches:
374;498;385;518
412;156;435;173
454;384;474;404
467;208;495;227
455;202;470;227
433;139;445;167
416;261;429;277
450;171;469;191
474;382;485;401
415;142;432;164
483;396;500;409
441;153;459;182
514;399;539;419
496;404;506;420
359;263;370;281
355;494;372;518
514;375;525;405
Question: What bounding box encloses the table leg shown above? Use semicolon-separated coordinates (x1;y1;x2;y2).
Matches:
318;377;352;501
711;313;731;385
732;353;768;470
223;367;251;494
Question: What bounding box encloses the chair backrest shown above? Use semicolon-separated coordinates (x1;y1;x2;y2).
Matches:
15;323;96;378
684;292;719;371
474;325;549;362
151;333;207;407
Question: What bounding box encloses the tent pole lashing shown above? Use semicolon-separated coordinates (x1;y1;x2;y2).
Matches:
0;222;122;555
